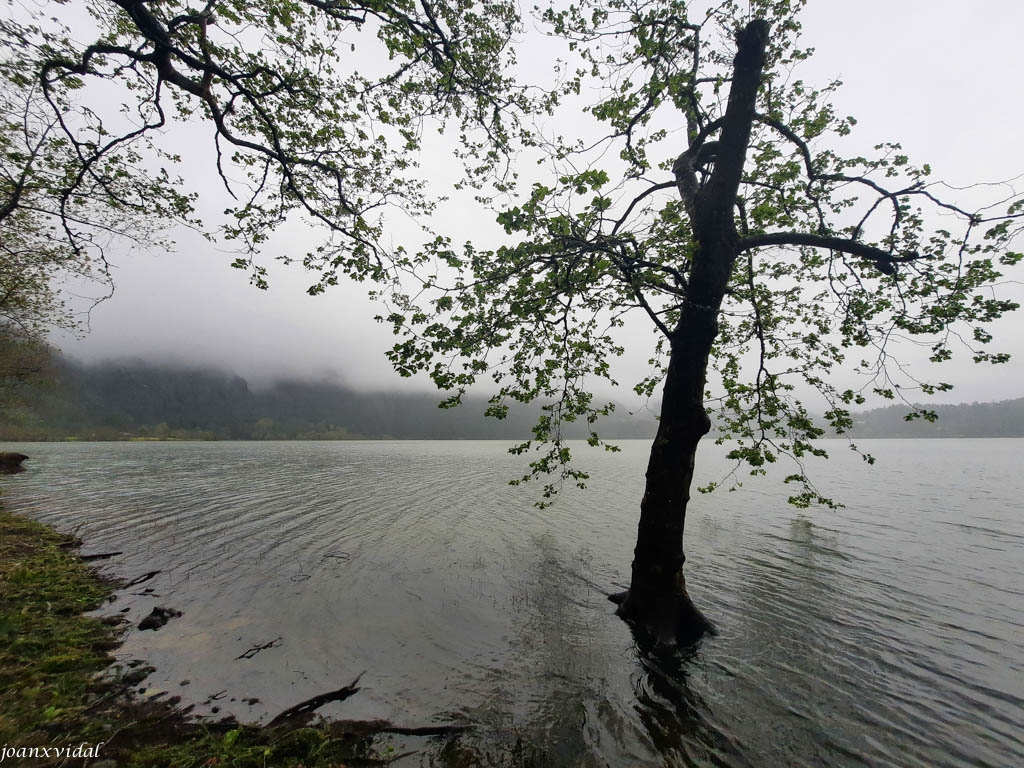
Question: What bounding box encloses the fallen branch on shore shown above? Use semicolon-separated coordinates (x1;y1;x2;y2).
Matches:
265;672;473;745
266;673;364;728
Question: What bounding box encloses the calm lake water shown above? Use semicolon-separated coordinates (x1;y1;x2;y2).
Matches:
3;439;1022;767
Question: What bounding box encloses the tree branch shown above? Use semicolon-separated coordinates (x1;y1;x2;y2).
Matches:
611;180;676;235
738;231;924;274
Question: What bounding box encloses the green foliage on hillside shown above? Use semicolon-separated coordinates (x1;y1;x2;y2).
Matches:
2;356;1020;442
0;356;657;441
848;399;1024;438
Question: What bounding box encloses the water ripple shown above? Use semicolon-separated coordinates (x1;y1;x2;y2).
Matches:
2;438;1022;767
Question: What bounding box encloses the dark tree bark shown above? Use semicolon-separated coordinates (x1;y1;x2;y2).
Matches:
614;20;771;645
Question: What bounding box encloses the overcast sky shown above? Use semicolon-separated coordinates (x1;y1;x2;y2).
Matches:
54;0;1024;405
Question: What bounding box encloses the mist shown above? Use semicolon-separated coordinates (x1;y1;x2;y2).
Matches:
48;0;1024;406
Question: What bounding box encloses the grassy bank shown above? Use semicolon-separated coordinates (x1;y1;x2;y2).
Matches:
0;509;121;751
0;506;426;767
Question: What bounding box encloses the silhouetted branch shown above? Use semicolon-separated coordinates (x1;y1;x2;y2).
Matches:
738;231;924;274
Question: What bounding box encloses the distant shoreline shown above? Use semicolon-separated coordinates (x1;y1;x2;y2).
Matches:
5;434;1024;444
4;357;1023;441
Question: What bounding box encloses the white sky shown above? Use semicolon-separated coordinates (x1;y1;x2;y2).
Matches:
55;0;1024;405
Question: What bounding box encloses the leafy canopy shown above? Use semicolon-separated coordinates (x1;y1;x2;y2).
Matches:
2;0;1022;505
379;0;1024;504
1;0;525;327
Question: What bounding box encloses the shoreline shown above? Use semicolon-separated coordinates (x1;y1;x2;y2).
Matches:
0;504;477;767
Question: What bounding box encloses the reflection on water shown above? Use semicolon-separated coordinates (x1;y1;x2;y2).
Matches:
2;439;1023;767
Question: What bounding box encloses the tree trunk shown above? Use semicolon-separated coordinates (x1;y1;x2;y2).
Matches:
612;298;720;645
613;20;771;645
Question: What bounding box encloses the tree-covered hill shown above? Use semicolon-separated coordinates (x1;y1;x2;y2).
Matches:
2;356;1022;441
847;399;1024;438
0;357;658;441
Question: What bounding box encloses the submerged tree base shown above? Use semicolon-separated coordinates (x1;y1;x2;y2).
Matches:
609;589;716;647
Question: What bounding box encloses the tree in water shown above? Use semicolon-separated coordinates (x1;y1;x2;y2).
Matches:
384;2;1024;644
3;0;1022;645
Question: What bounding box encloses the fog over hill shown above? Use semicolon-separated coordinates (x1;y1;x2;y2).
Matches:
0;356;658;441
847;400;1024;439
2;356;1023;442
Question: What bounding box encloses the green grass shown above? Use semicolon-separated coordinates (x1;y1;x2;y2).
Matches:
0;510;116;747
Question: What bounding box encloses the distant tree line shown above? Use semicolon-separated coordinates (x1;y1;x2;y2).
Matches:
847;400;1024;438
1;356;1021;442
0;356;659;442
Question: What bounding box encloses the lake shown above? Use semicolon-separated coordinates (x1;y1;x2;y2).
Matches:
2;439;1022;766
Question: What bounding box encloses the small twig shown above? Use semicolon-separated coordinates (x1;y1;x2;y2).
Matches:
80;551;123;561
82;686;125;713
124;570;161;587
234;636;283;660
377;724;471;736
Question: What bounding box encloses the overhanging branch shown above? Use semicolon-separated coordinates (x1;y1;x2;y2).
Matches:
738;232;924;274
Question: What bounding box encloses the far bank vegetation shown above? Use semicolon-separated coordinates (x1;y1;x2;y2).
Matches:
2;357;1021;442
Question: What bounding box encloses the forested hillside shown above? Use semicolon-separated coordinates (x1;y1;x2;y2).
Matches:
0;357;657;441
2;357;1022;441
848;400;1024;438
